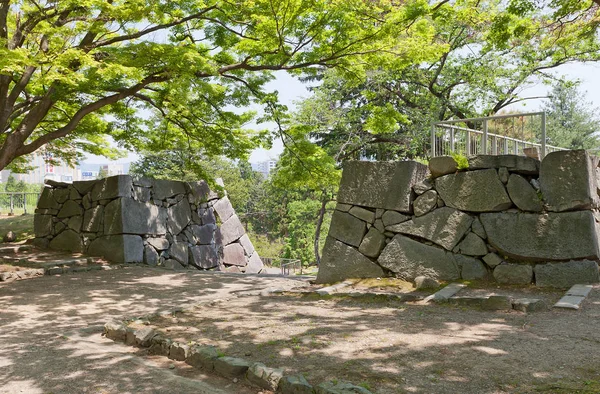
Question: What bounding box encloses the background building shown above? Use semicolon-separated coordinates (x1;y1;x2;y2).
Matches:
251;159;278;178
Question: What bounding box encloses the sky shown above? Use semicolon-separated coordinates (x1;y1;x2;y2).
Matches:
83;61;600;166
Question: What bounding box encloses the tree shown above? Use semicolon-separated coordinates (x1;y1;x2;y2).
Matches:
96;166;108;179
544;82;600;149
0;0;445;172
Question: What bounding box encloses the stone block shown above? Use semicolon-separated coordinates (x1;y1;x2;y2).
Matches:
554;295;586;310
246;362;284;391
169;342;190;361
88;235;144;263
481;211;600;261
153;179;186;201
169;242;189;265
358;227;386;258
223;243;247;266
455;254;488;280
133;327;156;347
348;206;375;224
104;321;127;341
149;335;172;356
277;375;314;394
189;245;219;269
458;232;487;256
90;175;133;201
482;253;503;268
191;224;215;245
429;156;458;178
316;237;385;284
164;259;185;270
498;167;509;184
147;237;169;250
540;150;598;212
481;295;513;311
507;174;543;212
435;169;512;212
512;298;548;312
238;234;255;256
213;196;235;222
186;180;212;204
413;178;433;195
328;210;367;248
199;207;216;225
471;218;487;239
493;264;533;285
143;245;159;266
57;200;83;218
186;345;220;370
413;190;438;216
133;186;151;202
219;215;245;245
386;207;473;251
214;356;251;378
378;235;460;281
34;214;53;237
336;203;352;212
381;210;409;227
534;260;599;288
82;206;103;232
246;252;263;274
67;216;82;232
104;198;167;235
49;230;82;253
72;180;97;195
167;199;192;236
53;188;70;204
468;155;539;175
414;276;440;290
37;187;60;210
337;160;428;213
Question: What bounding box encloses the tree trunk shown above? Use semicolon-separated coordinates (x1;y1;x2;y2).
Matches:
314;194;328;267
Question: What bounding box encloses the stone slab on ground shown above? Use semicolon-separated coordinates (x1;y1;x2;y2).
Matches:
245;362;283;391
554;295;586;310
512;298;548;313
187;345;220;371
316;281;353;296
425;283;466;302
213;356;251;378
277;375;314;394
566;284;593;298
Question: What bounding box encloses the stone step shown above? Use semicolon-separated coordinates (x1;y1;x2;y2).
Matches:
554;295;586;310
315;280;353;296
425;283;466;302
566;284;593;297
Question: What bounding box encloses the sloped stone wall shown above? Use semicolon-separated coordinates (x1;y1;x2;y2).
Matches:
317;150;600;288
33;175;263;273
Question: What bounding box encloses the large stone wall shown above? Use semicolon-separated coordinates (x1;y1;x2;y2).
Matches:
317;150;600;288
33;175;263;273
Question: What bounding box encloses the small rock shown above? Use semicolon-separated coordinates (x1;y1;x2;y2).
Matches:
133;327;156;347
3;231;16;242
186;345;220;371
482;253;503;268
214;356;251;378
512;298;548;312
482;295;513;311
414;276;440;290
277;375;314;394
169;342;190;361
104;321;127;341
498;167;509;184
246;362;284;391
429;156;458;178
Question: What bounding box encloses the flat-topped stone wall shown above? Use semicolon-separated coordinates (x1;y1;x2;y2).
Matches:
318;150;600;288
33;175;263;273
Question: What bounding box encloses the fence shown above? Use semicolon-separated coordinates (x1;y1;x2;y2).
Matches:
431;112;568;160
260;257;304;275
0;193;40;215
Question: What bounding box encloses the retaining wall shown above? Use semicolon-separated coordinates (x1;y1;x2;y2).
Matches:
317;150;600;287
33;175;263;273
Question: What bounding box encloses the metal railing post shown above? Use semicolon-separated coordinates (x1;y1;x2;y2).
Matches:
449;127;455;153
482;120;488;155
466;130;471;155
541;112;547;159
431;124;436;158
23;193;26;214
9;194;13;216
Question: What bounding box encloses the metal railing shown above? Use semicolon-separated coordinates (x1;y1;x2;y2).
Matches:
0;193;41;215
260;257;304;275
431;112;568;160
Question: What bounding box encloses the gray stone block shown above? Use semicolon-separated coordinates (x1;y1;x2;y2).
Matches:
219;215;245;246
57;200;83;218
82;206;103;232
481;211;600;261
191;223;215;245
458;232;488;256
436;169;512;212
381;210;410;227
199;207;216;225
337;160;428;213
37;187;60;210
167;199;192;236
317;236;385;284
143;245;159;266
34;214;53;237
53;188;70;204
104;321;127;341
90;175;133;201
507;174;543;212
413;178;433;195
189;245;219;269
482;253;503;268
246;362;284;391
358;227;386;258
493;264;533;285
213;196;235;222
169;342;190;361
149;335;172;356
566;284;593;297
512;298;548;312
540;150;598;212
153;179;186;200
67;216;82;232
378;235;460;281
133;186;151;202
482;295;513;311
223;243;247;266
455;254;488;280
169;242;189;265
554;295;586;310
328;210;367;248
246;252;263;274
104;198;167;235
471;217;487;239
386;207;473;251
133;327;156;347
88;235;144;263
214;356;251;378
315;381;373;394
468;155;539;175
164;259;185;270
413;190;438;216
186;180;212;204
73;180;97;195
147;237;169;250
534;260;599;288
348;206;375;224
277;374;314;394
49;230;82;253
429;156;458;178
238;234;255;256
414;276;440;290
336;203;352;212
186;345;220;370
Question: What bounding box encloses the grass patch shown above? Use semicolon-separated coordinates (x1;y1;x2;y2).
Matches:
0;214;34;241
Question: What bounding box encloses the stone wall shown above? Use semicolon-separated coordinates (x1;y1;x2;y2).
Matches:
33;175;263;273
317;150;600;288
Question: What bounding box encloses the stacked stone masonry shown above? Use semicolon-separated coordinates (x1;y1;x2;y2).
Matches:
33;175;263;273
317;150;600;288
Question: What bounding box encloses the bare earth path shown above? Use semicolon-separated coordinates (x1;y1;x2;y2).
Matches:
0;267;309;394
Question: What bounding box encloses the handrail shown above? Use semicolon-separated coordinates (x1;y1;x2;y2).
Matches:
0;192;41;215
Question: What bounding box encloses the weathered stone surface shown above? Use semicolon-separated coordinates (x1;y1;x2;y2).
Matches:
82;205;103;233
246;362;284;391
167;199;192;236
540;150;598;212
73;180;96;195
49;230;82;253
498;167;509;184
493;264;533;285
238;234;255;256
378;235;460;281
482;295;513;311
414;276;440;290
429;156;458;178
88;235;144;263
187;345;219;370
413;178;433;195
315;381;373;394
169;242;189;265
358;228;386;258
133;327;156;347
57;200;83;218
468;155;540;175
534;260;600;288
507;174;543;212
413;190;438;217
67;216;82;232
336;203;352;212
482;253;503;268
199;207;216;225
37;187;60;210
436;169;512;212
337;160;428;212
213;196;235;222
104;198;167;235
277;375;314;394
143;245;159;266
104;321;127;341
189;245;219;269
373;219;385;233
223;243;247;266
348;206;375;224
214;357;251;378
69;186;81;201
387;207;473;251
164;259;185;270
191;224;215;245
471;217;487;239
186;180;212;204
133;186;151;202
381;210;409;227
454;254;488;280
512;298;548;312
147;237;169;250
149;335;172;356
317;237;385;284
90;175;133;201
481;211;600;261
53;188;70;204
328;210;367;248
246;252;263;274
458;232;487;256
219;214;245;246
34;214;53;237
169;342;190;361
153;179;186;201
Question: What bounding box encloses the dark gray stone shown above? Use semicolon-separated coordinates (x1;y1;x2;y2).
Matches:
238;234;255;256
53;188;70;204
328;210;367;248
169;342;190;361
186;181;212;204
186;345;220;370
191;224;215;245
73;180;97;195
104;198;167;235
315;381;373;394
133;327;156;347
246;252;263;274
277;375;314;394
213;196;235;222
49;230;82;253
88;235;144;263
468;155;540;175
104;321;127;341
82;205;103;233
348;206;375;224
316;237;385;284
132;177;153;187
37;187;60;210
455;254;488;280
143;245;159;266
189;245;219;269
482;253;503;268
507;174;543;212
147;237;169;250
164;259;185;270
336;203;352;212
337;160;428;213
199;207;216;225
67;216;82;232
471;217;487;239
540;150;598;212
167;199;192;236
458;232;487;256
223;243;247;266
246;362;284;391
498;167;509;184
534;260;600;288
429;156;458;178
57;200;83;218
219;215;245;246
381;210;410;227
133;186;151;202
482;295;513;311
386;207;473;251
69;186;81;201
214;356;251;378
34;214;53;237
90;175;133;201
148;335;172;356
358;228;386;258
169;242;189;265
413;178;433;195
414;276;440;290
493;264;533;285
413;190;438;217
378;235;460;281
481;211;600;261
153;179;186;201
436;169;512;212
